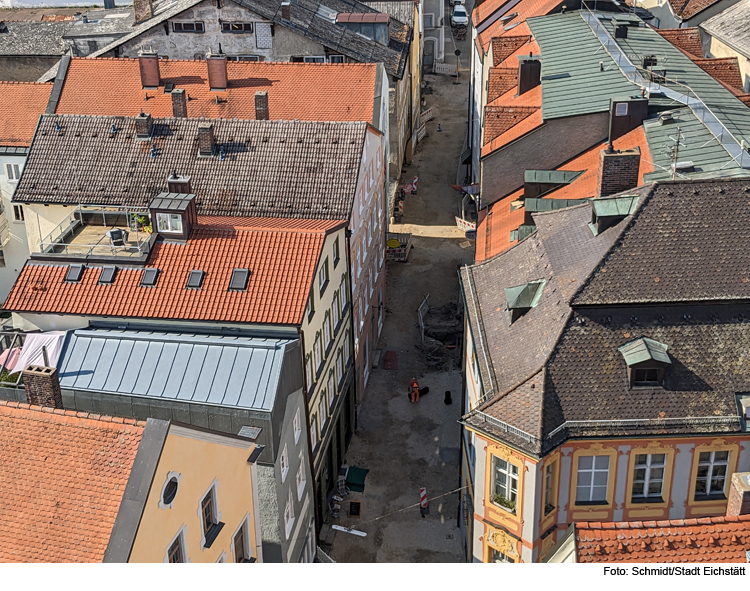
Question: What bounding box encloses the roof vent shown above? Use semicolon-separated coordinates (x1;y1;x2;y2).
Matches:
187;269;204;289
673;160;695;173
98;265;117;285
64;264;85;283
504;279;545;324
229;268;249;291
589;194;639;236
659;111;675;125
642;55;657;68
141;268;159;287
614;24;627;38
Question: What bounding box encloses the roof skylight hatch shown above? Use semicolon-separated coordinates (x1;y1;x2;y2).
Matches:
98;265;117;285
229;268;249;291
141;268;159;287
186;269;204;289
64;264;85;283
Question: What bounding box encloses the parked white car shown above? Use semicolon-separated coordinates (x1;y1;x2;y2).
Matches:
449;0;464;6
451;4;469;26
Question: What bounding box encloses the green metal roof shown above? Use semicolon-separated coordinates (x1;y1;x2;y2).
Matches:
618;337;671;366
525;197;588;212
524;170;584;184
591;194;640;217
527;11;639;120
505;279;546;310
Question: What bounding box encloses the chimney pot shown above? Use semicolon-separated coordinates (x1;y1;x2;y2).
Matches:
281;1;291;20
172;88;187;117
22;365;63;409
255;90;269;121
597;147;641;197
197;122;215;156
135;111;153;140
138;51;160;88
206;52;228;91
727;472;750;516
517;58;541;95
133;0;154;23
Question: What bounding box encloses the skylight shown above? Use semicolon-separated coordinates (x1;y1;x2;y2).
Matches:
64;264;85;283
229;268;249;291
141;268;159;287
187;269;204;289
98;265;117;285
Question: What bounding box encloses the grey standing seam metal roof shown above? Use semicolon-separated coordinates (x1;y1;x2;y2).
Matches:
58;328;292;412
362;1;415;25
526;11;639;120
701;0;750;58
0;21;74;56
15;114;367;220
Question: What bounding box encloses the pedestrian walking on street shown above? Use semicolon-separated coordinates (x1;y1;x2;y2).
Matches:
410;378;420;403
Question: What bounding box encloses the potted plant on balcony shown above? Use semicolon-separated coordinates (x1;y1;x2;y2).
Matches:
492;493;516;513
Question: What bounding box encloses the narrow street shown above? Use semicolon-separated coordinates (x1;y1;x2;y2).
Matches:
327;21;474;562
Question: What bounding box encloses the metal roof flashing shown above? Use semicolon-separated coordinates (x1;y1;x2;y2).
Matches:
504;279;546;323
618;337;671;366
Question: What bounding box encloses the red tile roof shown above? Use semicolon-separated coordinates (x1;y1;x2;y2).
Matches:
481;84;542;156
739;94;750;108
5;219;344;325
484;104;539;145
0;82;52;147
0;400;144;563
694;57;745;93
656;27;703;59
487;68;518;103
576;515;750;563
668;0;725;19
492;35;531;67
55;59;376;123
474;190;526;262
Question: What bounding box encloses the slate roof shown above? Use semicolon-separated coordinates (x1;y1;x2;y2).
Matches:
14;114;369;220
0;21;73;56
53;58;376;124
57;328;295;411
4;219;344;325
575;515;750;563
462;179;750;455
0;82;52;147
701;0;750;58
0;400;144;563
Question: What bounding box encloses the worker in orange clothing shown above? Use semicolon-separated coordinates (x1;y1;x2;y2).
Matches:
410;378;420;403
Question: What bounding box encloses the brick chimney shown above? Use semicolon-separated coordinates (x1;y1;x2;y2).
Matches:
198;122;215;156
255;91;269;120
135;111;153;140
727;473;750;516
133;0;154;23
281;1;291;20
517;57;541;95
172;88;187;117
597;146;641;197
22;365;63;409
138;51;160;88
207;51;228;91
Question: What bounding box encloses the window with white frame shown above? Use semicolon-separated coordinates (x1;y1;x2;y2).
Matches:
329;54;345;63
369;272;374;298
340;276;348;311
232;518;252;562
327;372;335;409
172;21;204;32
284;488;295;538
492;457;518;513
157;212;183;233
305;292;314;319
318;397;328;431
359;300;364;330
314;334;323;372
333;237;340;266
303;56;325;63
293;408;301;444
296;460;306;500
424;13;434;27
310;417;318;450
631;453;665;502
344;330;351;362
333;293;341;328
319;257;329;294
336;350;343;383
167;528;187;562
200;482;223;548
369;161;374;188
280;444;289;483
695;450;729;499
491;548;513;563
222;21;254;32
575;455;610;504
324;312;332;349
12;204;24;222
544;462;555;514
305;354;313;388
5;163;20;180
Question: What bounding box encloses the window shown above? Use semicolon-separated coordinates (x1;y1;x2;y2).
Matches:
230;55;260;61
324;312;332;349
156;212;183;233
491;548;512;563
280;444;289;483
632;453;665;502
340;276;348;311
229;268;249;291
336;350;343;384
327;372;335;408
310;416;318;450
615;102;628;116
424;13;434;27
5;163;20;180
293;408;301;444
333;237;340;267
141;268;159;287
222;21;254;32
359;300;364;330
314;334;323;372
319;258;329;294
304;56;326;63
305;354;313;389
172;21;204;32
633;367;660;386
333;293;341;329
284;488;295;538
162;475;179;507
318;397;328;431
186;269;204;289
492;457;518;513
344;330;351;362
306;292;315;319
0;250;5;268
695;450;729;499
296;461;306;500
544;462;555;515
329;54;345;63
369;272;374;298
167;532;186;563
12;204;24;222
233;522;250;562
576;456;610;504
200;484;224;548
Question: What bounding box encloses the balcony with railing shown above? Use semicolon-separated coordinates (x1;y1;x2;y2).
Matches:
36;205;156;263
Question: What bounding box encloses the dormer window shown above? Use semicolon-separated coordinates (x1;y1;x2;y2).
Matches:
504;279;545;324
157;213;183;233
149;192;196;242
618;337;671;388
589;195;640;236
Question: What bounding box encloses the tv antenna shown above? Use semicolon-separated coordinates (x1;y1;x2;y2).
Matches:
664;126;686;181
